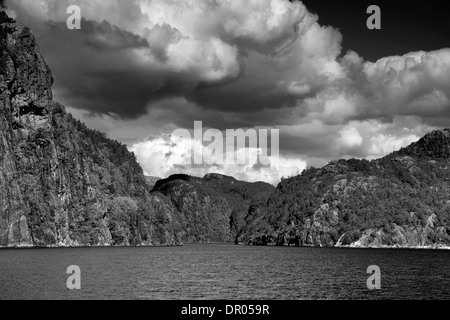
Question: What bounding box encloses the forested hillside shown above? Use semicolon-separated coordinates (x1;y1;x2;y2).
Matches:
238;130;450;248
152;173;274;242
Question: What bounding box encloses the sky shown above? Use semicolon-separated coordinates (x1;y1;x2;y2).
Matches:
3;0;450;185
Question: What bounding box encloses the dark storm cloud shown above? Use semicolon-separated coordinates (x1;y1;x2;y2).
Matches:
82;20;149;50
37;19;210;118
37;20;155;118
7;0;331;121
7;0;450;127
186;78;301;114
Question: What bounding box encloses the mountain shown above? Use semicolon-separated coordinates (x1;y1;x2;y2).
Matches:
151;173;274;242
238;130;450;248
0;12;275;247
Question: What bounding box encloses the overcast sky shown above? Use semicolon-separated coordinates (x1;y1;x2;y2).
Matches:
4;0;450;184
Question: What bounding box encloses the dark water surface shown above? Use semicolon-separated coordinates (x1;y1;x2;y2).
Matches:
0;244;449;300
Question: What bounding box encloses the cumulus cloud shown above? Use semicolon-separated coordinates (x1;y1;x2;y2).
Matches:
129;132;305;185
5;0;342;117
338;126;363;150
363;50;450;119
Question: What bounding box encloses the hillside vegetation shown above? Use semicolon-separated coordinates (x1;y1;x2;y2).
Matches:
238;130;450;248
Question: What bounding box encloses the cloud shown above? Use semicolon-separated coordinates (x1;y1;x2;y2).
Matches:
5;0;450;184
5;0;342;118
7;0;450;124
363;50;450;119
338;126;363;150
129;131;306;185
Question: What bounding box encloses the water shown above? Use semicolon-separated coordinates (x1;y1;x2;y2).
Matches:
0;244;449;300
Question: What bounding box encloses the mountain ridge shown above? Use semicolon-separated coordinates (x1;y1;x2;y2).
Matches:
238;129;450;248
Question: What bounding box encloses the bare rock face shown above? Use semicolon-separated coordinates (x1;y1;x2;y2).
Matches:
0;11;51;247
0;11;53;122
0;12;177;247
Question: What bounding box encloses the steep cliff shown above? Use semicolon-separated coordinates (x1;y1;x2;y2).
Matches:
0;11;186;247
0;12;274;247
238;130;450;248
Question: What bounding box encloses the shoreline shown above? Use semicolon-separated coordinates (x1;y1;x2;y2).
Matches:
239;242;450;251
1;242;450;250
0;243;184;250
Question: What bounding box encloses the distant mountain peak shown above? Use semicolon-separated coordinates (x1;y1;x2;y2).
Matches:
0;10;14;24
203;173;236;181
398;128;450;159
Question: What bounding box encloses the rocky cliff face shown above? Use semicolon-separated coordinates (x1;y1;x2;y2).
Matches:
238;130;450;248
0;12;274;247
1;11;55;246
0;11;173;247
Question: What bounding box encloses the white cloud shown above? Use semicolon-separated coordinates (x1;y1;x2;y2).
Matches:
129;133;306;185
367;132;420;158
338;126;363;150
166;37;239;82
362;49;450;116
